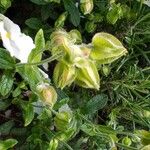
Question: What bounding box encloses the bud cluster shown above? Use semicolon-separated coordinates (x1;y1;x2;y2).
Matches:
50;29;127;90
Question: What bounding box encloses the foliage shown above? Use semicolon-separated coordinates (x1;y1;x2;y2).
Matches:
0;0;150;150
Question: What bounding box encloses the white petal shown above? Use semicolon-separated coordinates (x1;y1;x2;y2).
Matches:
0;21;15;56
11;33;35;63
0;14;21;35
0;14;35;63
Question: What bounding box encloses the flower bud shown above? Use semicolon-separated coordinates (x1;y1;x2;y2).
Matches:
122;137;132;146
69;29;82;44
49;138;58;150
91;32;127;64
54;12;68;28
53;62;76;89
80;0;94;15
37;83;57;107
50;30;70;54
50;30;76;63
54;111;72;131
102;65;110;77
54;104;73;131
141;145;150;150
75;58;100;90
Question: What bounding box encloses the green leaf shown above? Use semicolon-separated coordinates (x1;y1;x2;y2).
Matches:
84;94;108;114
55;128;76;141
0;139;18;150
10;128;27;136
0;121;14;135
30;0;47;5
37;107;52;120
41;5;52;20
29;29;45;63
0;100;11;111
0;48;15;69
54;98;69;110
17;66;43;91
30;0;60;5
63;0;80;26
21;102;34;126
85;21;97;33
25;18;43;30
0;71;14;96
81;123;116;136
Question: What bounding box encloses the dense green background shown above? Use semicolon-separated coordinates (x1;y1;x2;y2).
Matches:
0;0;150;149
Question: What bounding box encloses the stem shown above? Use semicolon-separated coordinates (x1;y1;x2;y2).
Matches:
16;51;63;67
78;112;135;137
44;126;73;150
116;143;139;150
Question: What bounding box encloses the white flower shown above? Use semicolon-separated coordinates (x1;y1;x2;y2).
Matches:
0;14;35;63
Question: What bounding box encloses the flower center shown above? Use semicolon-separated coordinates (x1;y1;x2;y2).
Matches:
6;32;11;39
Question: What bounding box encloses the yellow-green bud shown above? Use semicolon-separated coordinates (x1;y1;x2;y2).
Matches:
102;65;110;77
53;62;76;89
75;58;100;90
140;110;150;119
80;0;94;15
50;30;77;63
49;138;58;150
141;145;150;150
50;30;70;50
69;29;82;44
37;83;57;107
122;137;132;146
54;104;73;131
91;32;127;64
54;111;72;131
54;12;68;28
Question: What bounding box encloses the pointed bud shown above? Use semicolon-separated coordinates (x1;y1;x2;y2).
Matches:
80;0;94;15
50;30;70;51
50;30;75;62
54;12;68;28
91;32;127;64
75;58;100;90
102;65;110;77
53;62;76;89
122;137;132;146
54;104;73;131
49;138;58;150
37;83;57;107
69;29;82;44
